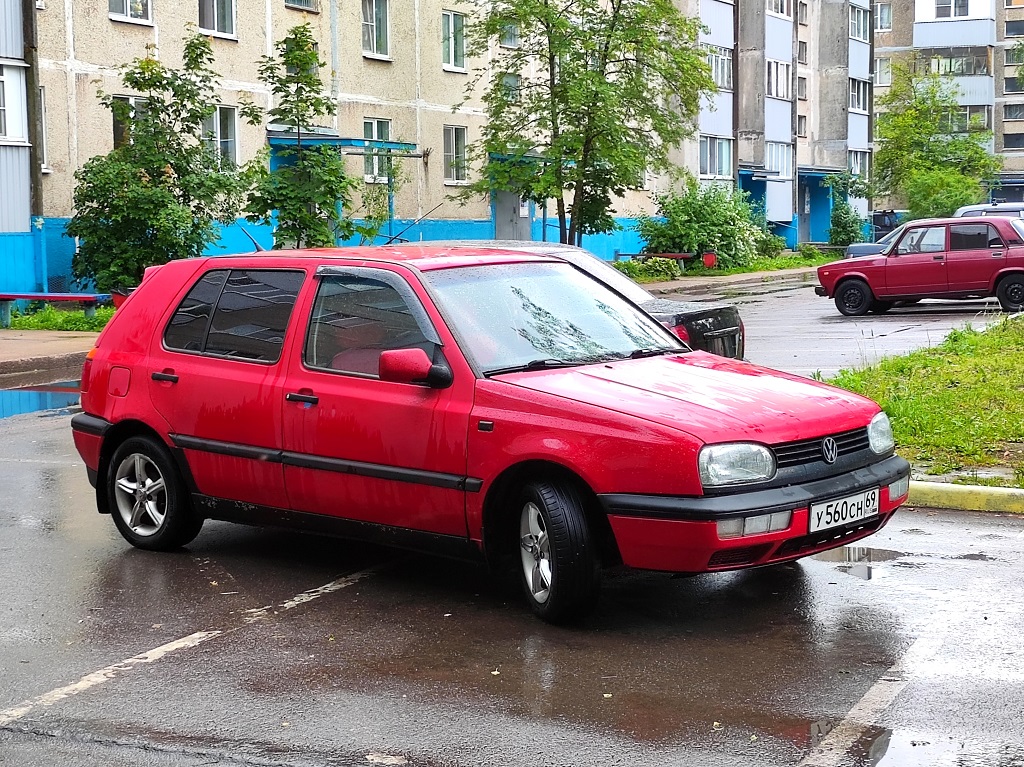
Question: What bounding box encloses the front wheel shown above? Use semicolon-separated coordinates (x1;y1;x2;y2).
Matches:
996;274;1024;312
517;480;600;623
107;436;203;551
835;280;873;316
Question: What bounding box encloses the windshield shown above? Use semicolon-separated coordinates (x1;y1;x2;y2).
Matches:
424;262;684;375
879;224;904;246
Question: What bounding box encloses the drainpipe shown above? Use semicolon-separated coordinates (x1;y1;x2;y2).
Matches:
22;0;43;219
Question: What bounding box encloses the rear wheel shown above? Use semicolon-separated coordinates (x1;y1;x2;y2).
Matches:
107;436;203;551
835;280;873;316
996;274;1024;312
869;299;893;314
517;480;600;623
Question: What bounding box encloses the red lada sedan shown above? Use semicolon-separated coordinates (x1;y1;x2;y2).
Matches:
72;246;910;622
816;216;1024;315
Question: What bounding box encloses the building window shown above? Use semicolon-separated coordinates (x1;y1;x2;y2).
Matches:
875;2;892;30
767;60;792;100
797;114;807;136
1006;77;1024;93
1007;47;1024;66
849;78;870;111
363;118;392;182
875;57;892;86
765;142;792;179
798;76;808;100
202;105;237;165
928;50;989;75
699;135;733;178
706;45;733;90
444;125;467;182
798;40;808;64
110;0;151;22
199;0;235;35
0;66;6;138
112;95;147;147
935;0;968;17
38;86;48;168
1005;133;1024;149
1005;103;1024;119
942;104;991;130
849;150;870;177
362;0;389;56
1008;0;1024;6
442;10;466;69
1009;21;1024;37
850;6;871;41
767;0;792;17
501;73;521;102
500;24;519;48
798;1;808;24
285;0;319;11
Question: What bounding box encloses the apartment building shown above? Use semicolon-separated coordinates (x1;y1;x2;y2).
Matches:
874;0;1024;201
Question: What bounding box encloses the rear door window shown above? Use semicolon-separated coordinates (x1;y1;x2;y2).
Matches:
164;269;305;363
950;223;1002;250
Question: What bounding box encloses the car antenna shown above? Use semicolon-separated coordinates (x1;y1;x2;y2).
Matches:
238;227;267;252
382;203;445;245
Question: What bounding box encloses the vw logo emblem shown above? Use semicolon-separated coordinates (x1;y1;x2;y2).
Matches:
821;437;839;464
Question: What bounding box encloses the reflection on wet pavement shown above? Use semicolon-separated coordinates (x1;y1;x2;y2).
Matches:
813;546;905;580
0;380;80;419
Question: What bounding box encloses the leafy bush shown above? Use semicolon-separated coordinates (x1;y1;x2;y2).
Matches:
797;243;825;260
634;178;769;269
828;197;865;247
905;168;984;220
612;257;683;283
10;305;115;332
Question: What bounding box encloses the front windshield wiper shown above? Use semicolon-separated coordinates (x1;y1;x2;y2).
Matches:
628;347;679;359
483;358;582;377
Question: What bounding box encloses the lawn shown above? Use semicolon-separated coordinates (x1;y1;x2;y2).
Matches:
830;316;1024;487
9;305;115;332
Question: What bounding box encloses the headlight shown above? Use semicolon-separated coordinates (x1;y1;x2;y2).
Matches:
867;412;895;454
698;443;776;487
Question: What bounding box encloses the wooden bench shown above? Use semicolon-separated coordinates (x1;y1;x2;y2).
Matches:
0;293;112;329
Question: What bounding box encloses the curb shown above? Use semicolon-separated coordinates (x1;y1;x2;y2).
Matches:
645;267;820;296
908;480;1024;514
0;351;88;382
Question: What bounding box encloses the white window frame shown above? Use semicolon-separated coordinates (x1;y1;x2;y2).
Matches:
362;0;390;57
936;0;968;17
797;114;807;137
875;2;892;30
848;150;870;177
699;135;733;179
500;24;519;48
1007;46;1024;65
767;0;793;18
285;0;319;11
441;10;466;71
363;118;392;183
112;94;147;147
798;75;808;100
797;40;808;64
0;66;7;139
38;85;49;170
202;105;238;166
705;45;733;90
798;1;808;24
444;124;468;183
109;0;152;23
850;6;871;41
765;142;793;179
199;0;235;36
766;59;792;100
1005;103;1024;120
849;78;871;112
874;57;892;86
501;73;521;102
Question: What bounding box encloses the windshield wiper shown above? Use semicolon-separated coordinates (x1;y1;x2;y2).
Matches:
483;358;581;377
628;347;678;359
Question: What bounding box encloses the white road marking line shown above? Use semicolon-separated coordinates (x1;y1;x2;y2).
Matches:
797;632;946;767
0;566;380;727
0;631;221;728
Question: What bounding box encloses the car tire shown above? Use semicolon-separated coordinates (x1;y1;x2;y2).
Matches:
996;274;1024;313
835;280;873;316
869;300;893;314
517;480;600;623
107;436;203;551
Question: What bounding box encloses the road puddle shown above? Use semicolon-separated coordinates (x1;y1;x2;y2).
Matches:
812;545;905;580
0;380;81;420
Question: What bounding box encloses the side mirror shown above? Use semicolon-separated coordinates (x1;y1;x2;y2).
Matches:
378;348;453;389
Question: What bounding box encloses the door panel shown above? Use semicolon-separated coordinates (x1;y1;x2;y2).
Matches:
882;225;948;296
946;223;1005;292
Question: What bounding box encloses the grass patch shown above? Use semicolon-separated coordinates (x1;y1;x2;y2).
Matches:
10;304;115;332
677;251;837;278
829;317;1024;486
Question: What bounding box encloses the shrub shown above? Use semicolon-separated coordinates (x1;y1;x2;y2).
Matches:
829;197;865;247
797;243;825;260
612;257;683;283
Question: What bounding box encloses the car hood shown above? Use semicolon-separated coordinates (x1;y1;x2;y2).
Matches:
495;352;877;444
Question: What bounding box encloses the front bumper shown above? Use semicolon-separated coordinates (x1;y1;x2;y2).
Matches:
599;455;910;573
814;285;828;297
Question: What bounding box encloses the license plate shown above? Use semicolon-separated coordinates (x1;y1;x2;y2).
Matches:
809;488;879;533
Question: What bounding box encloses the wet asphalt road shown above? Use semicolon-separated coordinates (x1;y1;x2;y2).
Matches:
2;412;1024;766
661;274;1009;378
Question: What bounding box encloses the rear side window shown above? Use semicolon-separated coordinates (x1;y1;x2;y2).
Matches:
164;269;305;363
950;224;1002;250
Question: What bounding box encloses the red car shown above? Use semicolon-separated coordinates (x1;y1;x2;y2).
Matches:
72;246;909;622
816;216;1024;315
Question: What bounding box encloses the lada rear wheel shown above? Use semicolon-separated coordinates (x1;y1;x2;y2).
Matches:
835;280;873;316
107;436;203;551
996;274;1024;312
517;480;600;623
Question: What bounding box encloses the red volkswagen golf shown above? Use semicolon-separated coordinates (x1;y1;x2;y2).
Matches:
72;245;910;622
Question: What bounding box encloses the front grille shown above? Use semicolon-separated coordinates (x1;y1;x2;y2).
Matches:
707;543;771;568
773;428;870;469
773;516;885;559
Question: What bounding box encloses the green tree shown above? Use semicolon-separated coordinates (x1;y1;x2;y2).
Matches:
874;65;1001;203
463;0;715;245
246;24;369;248
905;167;985;219
67;33;248;291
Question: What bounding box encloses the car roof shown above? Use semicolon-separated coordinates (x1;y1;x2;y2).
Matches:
954;204;1024;216
895;216;1020;226
206;244;561;271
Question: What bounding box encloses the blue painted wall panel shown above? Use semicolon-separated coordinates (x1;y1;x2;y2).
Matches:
0;231;39;292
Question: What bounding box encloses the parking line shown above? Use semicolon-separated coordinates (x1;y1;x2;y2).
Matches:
797;632;946;767
0;566;382;728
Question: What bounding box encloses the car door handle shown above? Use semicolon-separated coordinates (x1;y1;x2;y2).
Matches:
992;251;1004;257
151;371;178;383
285;392;319;405
932;255;944;261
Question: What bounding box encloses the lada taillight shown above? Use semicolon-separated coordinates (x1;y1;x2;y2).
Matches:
81;348;96;393
671;324;690;343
